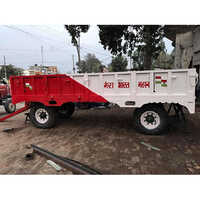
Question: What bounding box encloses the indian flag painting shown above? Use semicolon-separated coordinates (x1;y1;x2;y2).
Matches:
155;76;167;87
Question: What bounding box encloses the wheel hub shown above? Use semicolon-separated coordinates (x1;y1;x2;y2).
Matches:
9;103;15;111
140;111;160;130
40;112;47;119
145;114;155;124
35;108;49;124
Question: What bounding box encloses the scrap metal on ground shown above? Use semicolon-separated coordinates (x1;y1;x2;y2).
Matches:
31;144;102;175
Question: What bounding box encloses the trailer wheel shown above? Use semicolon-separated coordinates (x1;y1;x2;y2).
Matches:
4;99;16;113
133;104;168;135
58;103;75;119
29;105;56;129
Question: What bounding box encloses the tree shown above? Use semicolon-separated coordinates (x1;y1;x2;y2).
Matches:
65;25;165;70
29;64;40;71
77;53;102;73
0;64;24;79
132;49;144;70
98;25;164;70
109;55;128;72
152;40;174;69
64;25;89;65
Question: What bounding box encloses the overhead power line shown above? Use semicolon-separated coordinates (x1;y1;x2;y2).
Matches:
81;48;112;60
2;25;111;57
1;25;113;69
2;25;72;51
79;48;112;65
3;25;44;42
81;46;110;57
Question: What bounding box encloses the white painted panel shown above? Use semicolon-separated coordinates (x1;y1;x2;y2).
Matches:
102;74;115;95
154;72;168;94
69;69;197;113
171;71;187;94
88;74;101;94
136;72;151;94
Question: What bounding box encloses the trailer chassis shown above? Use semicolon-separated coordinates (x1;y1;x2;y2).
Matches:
167;103;186;121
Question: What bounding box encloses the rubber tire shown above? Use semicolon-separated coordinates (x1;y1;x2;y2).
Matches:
4;99;16;113
58;103;75;119
29;105;56;129
133;104;168;135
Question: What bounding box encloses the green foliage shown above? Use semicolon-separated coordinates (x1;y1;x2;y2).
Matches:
65;25;90;66
152;40;174;69
77;53;102;73
98;25;164;70
0;64;24;80
98;25;130;55
132;49;144;70
65;25;166;70
64;25;90;46
109;55;128;72
29;64;40;71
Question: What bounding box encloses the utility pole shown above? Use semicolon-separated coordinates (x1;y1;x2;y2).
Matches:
41;46;44;73
72;54;75;73
78;36;80;61
41;46;44;67
3;56;7;80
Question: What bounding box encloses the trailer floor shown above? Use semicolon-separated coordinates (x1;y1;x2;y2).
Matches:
0;104;200;174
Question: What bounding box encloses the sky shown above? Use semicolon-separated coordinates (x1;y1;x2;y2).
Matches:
0;25;174;73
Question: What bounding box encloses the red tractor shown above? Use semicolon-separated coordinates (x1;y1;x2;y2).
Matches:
0;79;16;113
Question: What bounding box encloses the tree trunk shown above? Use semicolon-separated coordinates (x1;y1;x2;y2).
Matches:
143;47;152;70
143;26;153;70
76;44;81;66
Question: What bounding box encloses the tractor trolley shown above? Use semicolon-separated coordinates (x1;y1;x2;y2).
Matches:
0;68;198;135
0;79;16;114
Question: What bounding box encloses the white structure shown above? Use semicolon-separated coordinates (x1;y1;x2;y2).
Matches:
23;70;32;76
71;69;197;114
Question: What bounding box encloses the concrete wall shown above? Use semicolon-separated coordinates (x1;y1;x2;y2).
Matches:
193;27;200;66
175;31;193;69
174;27;200;69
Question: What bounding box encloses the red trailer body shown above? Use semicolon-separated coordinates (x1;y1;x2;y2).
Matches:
10;74;107;106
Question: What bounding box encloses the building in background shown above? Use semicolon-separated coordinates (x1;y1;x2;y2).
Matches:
23;64;58;75
164;25;200;71
45;66;58;74
164;25;200;98
23;70;35;76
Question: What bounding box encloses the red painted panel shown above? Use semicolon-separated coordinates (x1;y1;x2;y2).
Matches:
161;80;167;83
155;76;161;79
10;74;108;106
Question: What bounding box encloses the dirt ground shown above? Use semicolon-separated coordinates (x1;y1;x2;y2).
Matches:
0;103;200;174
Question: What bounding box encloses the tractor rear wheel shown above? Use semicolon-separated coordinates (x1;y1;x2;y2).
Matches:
4;99;16;113
29;105;56;129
